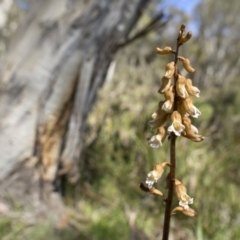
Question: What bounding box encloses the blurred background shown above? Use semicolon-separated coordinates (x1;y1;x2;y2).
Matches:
0;0;240;239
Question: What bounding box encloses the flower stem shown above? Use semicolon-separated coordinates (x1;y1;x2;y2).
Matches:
161;24;184;240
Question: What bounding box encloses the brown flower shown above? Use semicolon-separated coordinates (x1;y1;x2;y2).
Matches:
149;101;169;128
174;179;193;209
178;97;201;118
148;126;168;148
185;78;200;97
145;162;170;188
164;62;175;79
178;56;195;73
168;111;185;136
176;74;188;98
158;76;171;93
162;86;174;112
156;46;173;55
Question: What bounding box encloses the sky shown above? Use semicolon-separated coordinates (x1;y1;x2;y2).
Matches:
158;0;202;34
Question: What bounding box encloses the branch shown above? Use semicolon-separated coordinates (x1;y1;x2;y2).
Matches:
118;12;172;48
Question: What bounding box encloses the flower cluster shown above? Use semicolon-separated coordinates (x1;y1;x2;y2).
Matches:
149;45;205;146
140;24;203;218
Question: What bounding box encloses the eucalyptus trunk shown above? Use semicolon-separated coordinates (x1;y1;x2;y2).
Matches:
0;0;148;221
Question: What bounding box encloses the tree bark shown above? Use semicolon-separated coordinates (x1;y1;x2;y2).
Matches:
0;0;148;222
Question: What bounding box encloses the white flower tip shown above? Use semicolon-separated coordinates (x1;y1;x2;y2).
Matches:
191;107;201;118
168;122;185;136
148;135;162;148
188;198;194;204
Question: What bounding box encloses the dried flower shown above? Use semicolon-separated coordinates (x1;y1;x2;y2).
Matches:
145;162;170;189
176;74;188;98
156;46;173;55
182;116;198;133
185;78;200;97
139;183;163;197
162;86;174;112
178;56;195;73
171;206;196;217
182;130;205;142
178;97;201;118
158;76;171;93
174;179;193;209
148;126;168;148
164;62;175;79
149;101;169;128
168;111;185;136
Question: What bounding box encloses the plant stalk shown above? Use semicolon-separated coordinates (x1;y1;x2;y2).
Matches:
161;24;184;240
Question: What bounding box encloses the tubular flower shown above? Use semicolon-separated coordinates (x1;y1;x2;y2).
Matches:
162;86;174;112
168;111;185;136
176;74;188;98
174;179;193;210
148;126;168;148
182;116;198;134
164;62;175;79
178;56;195;73
178;97;201;118
158;76;171;93
171;206;196;217
182;130;205;142
145;162;170;189
182;116;204;141
185;78;200;97
149;101;169;128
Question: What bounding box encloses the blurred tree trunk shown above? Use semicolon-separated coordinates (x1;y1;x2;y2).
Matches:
0;0;148;222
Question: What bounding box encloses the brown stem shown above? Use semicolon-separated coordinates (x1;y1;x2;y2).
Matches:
162;24;185;240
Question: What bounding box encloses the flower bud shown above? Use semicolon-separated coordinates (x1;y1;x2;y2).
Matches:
149;188;164;197
156;46;173;55
179;31;192;44
178;56;195;73
158;76;171;93
176;74;188;98
168;111;185;136
164;62;175;79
